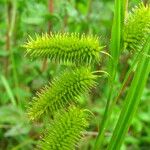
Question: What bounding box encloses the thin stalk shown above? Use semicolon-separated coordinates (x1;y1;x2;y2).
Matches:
0;74;16;106
94;0;122;149
94;0;128;149
41;0;54;72
93;50;139;150
108;50;145;123
95;50;140;145
109;0;125;82
5;1;11;76
6;0;20;103
11;0;20;103
107;36;150;150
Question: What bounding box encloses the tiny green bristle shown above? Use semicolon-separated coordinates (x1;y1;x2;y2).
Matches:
39;106;90;150
24;33;103;65
27;67;97;121
124;3;150;51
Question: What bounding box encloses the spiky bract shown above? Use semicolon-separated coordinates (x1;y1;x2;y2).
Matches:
39;106;89;150
24;33;102;65
28;67;97;121
124;3;150;51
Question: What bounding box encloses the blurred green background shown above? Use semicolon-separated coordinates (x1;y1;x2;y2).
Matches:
0;0;150;149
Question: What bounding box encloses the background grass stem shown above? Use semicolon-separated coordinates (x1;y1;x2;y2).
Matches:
107;36;150;150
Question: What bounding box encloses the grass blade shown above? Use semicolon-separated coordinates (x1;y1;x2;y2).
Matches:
0;74;16;106
107;36;150;150
94;0;125;149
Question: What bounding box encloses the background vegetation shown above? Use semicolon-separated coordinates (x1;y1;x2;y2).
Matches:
0;0;150;149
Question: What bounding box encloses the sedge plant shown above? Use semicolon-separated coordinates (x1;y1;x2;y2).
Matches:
24;33;104;149
24;1;150;150
94;1;150;150
107;3;150;150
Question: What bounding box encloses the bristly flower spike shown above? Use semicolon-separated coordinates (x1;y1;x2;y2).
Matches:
124;3;150;51
27;67;97;121
38;106;90;150
23;32;103;65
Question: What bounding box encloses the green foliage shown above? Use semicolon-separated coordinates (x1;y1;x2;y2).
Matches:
95;1;150;150
27;67;97;121
94;0;124;149
39;106;89;150
108;36;150;150
24;28;101;149
1;0;150;149
24;33;103;65
0;105;34;150
106;2;150;150
124;3;150;51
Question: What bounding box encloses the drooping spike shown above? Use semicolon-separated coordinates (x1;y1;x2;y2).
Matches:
24;32;103;65
124;3;150;51
38;106;90;150
27;67;97;121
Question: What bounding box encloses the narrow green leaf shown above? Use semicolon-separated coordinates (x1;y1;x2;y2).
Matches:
0;75;16;106
94;0;124;149
109;0;121;81
107;36;150;150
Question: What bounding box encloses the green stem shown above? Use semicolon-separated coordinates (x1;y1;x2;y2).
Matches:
107;36;150;150
93;51;139;150
94;1;122;149
0;74;16;106
94;1;128;149
7;0;20;104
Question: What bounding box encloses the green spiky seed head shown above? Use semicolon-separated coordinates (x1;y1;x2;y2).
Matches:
124;3;150;51
39;106;90;150
24;33;103;65
28;67;97;121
